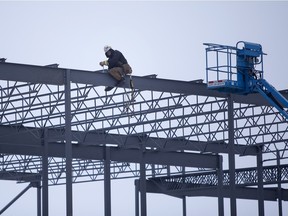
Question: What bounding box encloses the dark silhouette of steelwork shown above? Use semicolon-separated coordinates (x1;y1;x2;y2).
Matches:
0;61;287;216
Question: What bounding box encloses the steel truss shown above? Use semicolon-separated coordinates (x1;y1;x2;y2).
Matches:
148;164;288;189
0;155;195;185
0;62;287;216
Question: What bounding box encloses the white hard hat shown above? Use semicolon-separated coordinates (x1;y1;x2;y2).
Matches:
104;45;112;53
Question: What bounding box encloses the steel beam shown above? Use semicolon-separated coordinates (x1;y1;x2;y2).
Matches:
104;147;111;216
140;151;147;216
37;185;41;216
0;125;259;156
42;129;49;216
0;142;219;169
182;197;186;216
145;180;288;201
277;151;283;216
0;62;64;85
217;155;224;216
0;183;33;214
161;186;281;201
65;69;73;216
135;180;140;216
1;62;287;106
228;95;237;215
0;171;40;182
257;151;264;216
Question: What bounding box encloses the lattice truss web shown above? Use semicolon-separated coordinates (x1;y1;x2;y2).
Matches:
0;80;287;184
150;164;288;190
0;154;185;185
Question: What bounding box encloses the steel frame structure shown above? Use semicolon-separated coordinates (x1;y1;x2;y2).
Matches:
0;62;287;216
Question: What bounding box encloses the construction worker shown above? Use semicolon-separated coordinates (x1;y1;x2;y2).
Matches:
100;45;132;91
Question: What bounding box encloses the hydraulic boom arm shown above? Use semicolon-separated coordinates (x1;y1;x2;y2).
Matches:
254;79;288;119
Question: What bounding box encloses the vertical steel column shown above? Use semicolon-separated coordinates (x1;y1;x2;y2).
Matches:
42;128;49;216
152;164;156;178
135;180;140;216
257;148;264;216
217;155;224;216
227;95;237;216
65;69;73;216
37;184;41;216
104;146;111;216
182;196;186;216
277;151;283;216
140;151;147;216
167;166;171;176
182;166;187;216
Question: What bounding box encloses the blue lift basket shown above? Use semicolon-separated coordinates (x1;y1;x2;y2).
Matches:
204;41;265;95
204;41;288;120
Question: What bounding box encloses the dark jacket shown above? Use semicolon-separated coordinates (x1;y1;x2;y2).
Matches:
106;49;128;70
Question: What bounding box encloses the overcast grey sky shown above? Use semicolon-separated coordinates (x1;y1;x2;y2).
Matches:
1;1;288;216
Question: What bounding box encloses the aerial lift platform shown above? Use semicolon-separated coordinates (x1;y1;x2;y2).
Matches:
204;41;288;119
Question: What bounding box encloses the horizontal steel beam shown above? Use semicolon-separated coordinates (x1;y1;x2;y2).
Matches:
0;62;65;85
1;62;287;106
0;125;259;155
145;181;287;201
0;171;41;182
0;142;219;169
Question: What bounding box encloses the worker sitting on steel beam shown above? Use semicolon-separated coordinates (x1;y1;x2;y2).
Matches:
99;45;132;91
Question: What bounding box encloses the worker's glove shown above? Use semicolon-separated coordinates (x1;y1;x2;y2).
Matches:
99;60;108;67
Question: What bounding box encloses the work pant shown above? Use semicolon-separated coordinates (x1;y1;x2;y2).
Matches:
108;64;132;81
